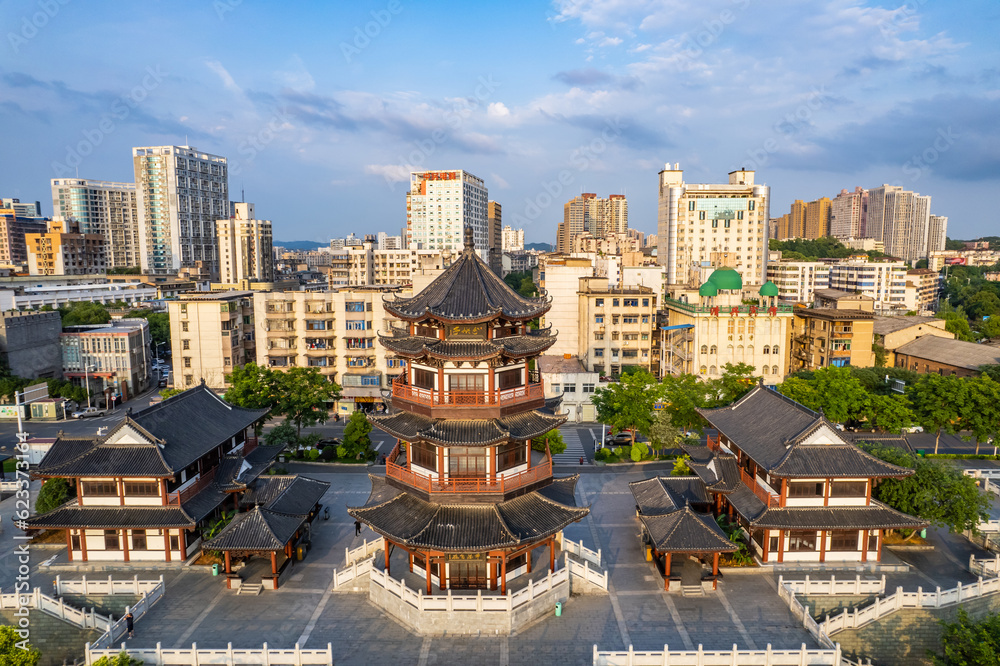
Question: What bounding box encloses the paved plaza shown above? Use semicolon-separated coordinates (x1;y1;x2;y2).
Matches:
3;425;996;666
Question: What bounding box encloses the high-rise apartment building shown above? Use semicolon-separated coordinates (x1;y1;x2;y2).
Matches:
830;187;868;239
560;193;629;252
50;179;140;269
774;198;829;240
26;219;107;276
502;225;524;252
216;202;274;285
866;185;931;263
133;145;229;275
657;165;769;285
827;257;907;311
405;170;488;253
804;197;832;239
0;198;42;219
927;215;948;254
765;261;831;303
488;200;502;274
168;291;255;389
0;207;47;266
376;232;403;250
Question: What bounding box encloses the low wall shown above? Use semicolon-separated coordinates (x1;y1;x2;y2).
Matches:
0;608;102;666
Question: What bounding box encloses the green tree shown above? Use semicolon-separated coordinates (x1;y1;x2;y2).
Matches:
858;443;990;537
648;410;683;452
592;369;660;437
671;455;692;476
130;310;170;347
159;388;182;401
707;362;759;406
272;367;341;437
658;373;710;432
517;277;539;298
777;366;870;423
59;301;111;326
938;311;975;342
531;429;566;455
342;410;373;458
0;626;40;665
872;343;888;368
980;316;1000;340
909;374;967;453
979;364;1000;382
503;271;532;291
930;608;1000;666
91;651;144;665
965;291;1000;321
776;376;821;410
35;477;74;514
264;422;298;449
960;375;1000;455
862;394;913;432
224;363;280;411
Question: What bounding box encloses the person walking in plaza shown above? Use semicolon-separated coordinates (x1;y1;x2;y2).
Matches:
125;611;134;639
355;519;362;537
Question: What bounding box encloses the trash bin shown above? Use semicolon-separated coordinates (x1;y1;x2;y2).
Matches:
297;545;306;561
555;601;562;617
920;528;927;539
916;449;925;456
645;546;653;562
212;564;219;576
323;506;330;521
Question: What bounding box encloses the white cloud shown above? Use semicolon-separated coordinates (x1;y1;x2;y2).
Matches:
487;102;511;118
363;164;415;182
205;60;242;94
599;36;623;47
490;173;510;189
276;54;316;92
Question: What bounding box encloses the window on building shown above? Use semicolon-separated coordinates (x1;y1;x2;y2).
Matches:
449;446;487;477
762;366;769;375
699;211;706;220
582;383;595;393
709;365;717;375
182;340;190;350
185;375;194;386
594;349;604;357
595;315;604;324
124;481;159;496
563;384;576;393
498;368;523;389
830;531;859;551
181;322;188;332
82;481;118;496
642;316;649;324
595;298;604;307
788;481;824;497
701;345;708;354
688;201;696;211
345;301;365;312
772;365;778;374
700;365;707;375
623;298;638;307
642;299;649;307
552;383;561;393
764;346;770;354
787;531;816;552
411;441;437;471
710;345;717;354
772;345;779;354
183;357;191;368
449;374;484;391
594;333;604;341
830;481;867;497
413;368;435;389
132;529;147;551
104;530;120;551
612;299;619;307
497;441;527;471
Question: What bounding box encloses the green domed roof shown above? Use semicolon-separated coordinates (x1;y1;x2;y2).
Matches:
708;267;743;291
759;281;779;297
698;281;718;297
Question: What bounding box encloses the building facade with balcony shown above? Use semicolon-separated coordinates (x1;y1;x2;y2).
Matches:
168;291;256;389
662;268;794;383
26;385;292;564
577;277;658;378
350;237;588;593
790;309;875;372
677;385;924;564
62;319;152;405
765;260;830;304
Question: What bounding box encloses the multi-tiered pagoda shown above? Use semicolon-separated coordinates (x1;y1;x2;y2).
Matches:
349;233;588;594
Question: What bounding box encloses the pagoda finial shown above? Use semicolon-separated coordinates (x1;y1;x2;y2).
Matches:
463;225;474;251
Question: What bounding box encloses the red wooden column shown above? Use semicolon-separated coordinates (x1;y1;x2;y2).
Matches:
549;538;555;572
385;540;391;576
861;530;868;563
526;546;533;574
439;561;446;591
776;530;784;564
760;530;769;563
876;531;883;562
437;367;445;402
489;365;495;402
65;529;73;562
823;479;831;507
500;555;508;594
409;553;414;572
164;529;172;562
426;556;433;595
712;552;720;590
271;551;279;588
80;530;88;562
160;479;167;506
122;529;130;563
819;530;827;563
780;479;788;508
664;553;672;590
118;478;125;506
489;558;497;590
225;551;232;574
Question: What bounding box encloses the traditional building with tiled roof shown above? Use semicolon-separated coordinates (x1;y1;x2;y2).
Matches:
686;384;925;564
350;231;588;594
27;384;328;580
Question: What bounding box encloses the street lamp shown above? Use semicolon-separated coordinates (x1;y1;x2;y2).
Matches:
84;364;96;409
155;341;167;364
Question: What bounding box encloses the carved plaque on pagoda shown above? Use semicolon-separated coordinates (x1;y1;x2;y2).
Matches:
447;552;486;561
447;323;487;340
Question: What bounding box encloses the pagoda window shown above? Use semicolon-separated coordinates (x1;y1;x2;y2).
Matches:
497;441;527;472
411;441;437;472
416;325;436;337
449;374;484;391
124;481;160;497
788;481;824;497
132;529;147;551
448;447;487;477
787;530;816;552
498;368;523;390
830;480;867;497
82;480;118;497
104;530;120;550
830;531;859;551
413;368;436;389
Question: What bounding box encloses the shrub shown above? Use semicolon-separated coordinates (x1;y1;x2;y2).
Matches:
299;432;322;449
337;445;348;459
265;423;298;448
92;650;143;665
594;448;610;461
630;445;642;462
614;446;628;458
671;455;693;476
306;448;320;461
632;441;649;459
321;446;336;461
36;477;74;514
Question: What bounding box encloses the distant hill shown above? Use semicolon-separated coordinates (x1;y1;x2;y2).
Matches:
274;240;327;250
524;242;552;252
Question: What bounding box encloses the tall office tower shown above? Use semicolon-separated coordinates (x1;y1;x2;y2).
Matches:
0;206;47;266
132;145;229;275
657;164;769;285
0;198;42;218
50;179;140;270
561;193;628;250
867;185;932;263
773;200;806;239
502;225;525;252
927;215;948;254
217;202;274;285
405;170;488;253
830;187;868;239
804;197;832;239
488;200;502;273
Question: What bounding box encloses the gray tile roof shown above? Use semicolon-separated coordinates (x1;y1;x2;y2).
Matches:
369;408;566;447
894;335;1000;371
770;444;914;478
871;315;945;336
749;501;928;530
36;440;174;478
202;506;305;551
639;507;738;553
383;246;551;323
630;477;709;515
25;502;195;529
129;385;269;471
348;475;588;551
684;451;742;493
380;331;557;360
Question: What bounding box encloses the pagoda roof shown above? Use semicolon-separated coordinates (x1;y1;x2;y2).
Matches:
24;501;195;530
379;327;556;360
35;436;174;478
697;385;914;479
369;408;567;447
683;447;743;493
383;244;550;323
629;477;736;553
348;475;588;552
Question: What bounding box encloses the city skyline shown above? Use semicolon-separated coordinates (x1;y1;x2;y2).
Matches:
1;1;997;244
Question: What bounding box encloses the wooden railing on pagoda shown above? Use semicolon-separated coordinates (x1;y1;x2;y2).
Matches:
384;442;552;495
739;467;780;508
242;436;258;455
166;467;217;506
391;377;544;407
706;433;721;452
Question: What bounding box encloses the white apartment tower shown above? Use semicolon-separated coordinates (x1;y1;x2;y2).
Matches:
406;170;488;253
927;215;948;254
50;179;140;269
133;145;229;275
830;187;868;239
866;185;931;263
217;202;274;285
502;225;525;252
657;164;769;285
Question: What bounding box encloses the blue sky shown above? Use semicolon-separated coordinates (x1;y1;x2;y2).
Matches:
1;0;998;244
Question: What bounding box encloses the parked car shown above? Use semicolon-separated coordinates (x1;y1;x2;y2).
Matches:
605;432;634;447
71;407;105;419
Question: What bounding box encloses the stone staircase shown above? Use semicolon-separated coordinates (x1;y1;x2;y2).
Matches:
681;584;705;597
237;583;263;596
